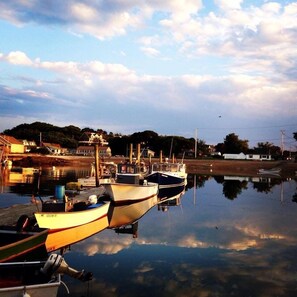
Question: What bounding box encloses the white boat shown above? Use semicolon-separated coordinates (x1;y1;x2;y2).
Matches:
76;175;115;187
0;253;92;297
35;198;110;230
104;182;158;205
67;162;117;189
102;160;157;205
0;262;61;297
258;167;281;175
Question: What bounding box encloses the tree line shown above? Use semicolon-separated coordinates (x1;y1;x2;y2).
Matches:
3;122;296;159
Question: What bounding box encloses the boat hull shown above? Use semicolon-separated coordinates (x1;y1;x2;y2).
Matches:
146;172;187;188
0;261;61;297
0;228;48;263
104;182;158;205
45;214;109;252
35;201;110;230
0;278;60;297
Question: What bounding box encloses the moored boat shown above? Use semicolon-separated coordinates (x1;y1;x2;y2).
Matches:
45;211;110;252
75;162;117;188
0;253;93;297
0;218;48;263
146;159;188;190
0;259;61;297
34;196;110;231
104;182;158;205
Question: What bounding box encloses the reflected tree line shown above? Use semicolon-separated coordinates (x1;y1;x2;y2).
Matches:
4;169;297;204
186;174;297;202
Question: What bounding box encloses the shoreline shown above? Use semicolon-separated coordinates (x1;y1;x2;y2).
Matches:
1;155;296;226
8;154;297;178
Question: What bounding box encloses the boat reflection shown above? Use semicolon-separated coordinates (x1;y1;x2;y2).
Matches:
157;186;185;212
158;184;186;200
114;221;139;238
108;194;159;237
46;212;109;252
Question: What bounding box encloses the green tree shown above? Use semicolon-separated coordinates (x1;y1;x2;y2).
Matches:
254;142;281;156
223;133;249;154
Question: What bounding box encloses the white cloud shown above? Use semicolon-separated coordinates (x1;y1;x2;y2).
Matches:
0;1;296;138
1;51;296;122
214;0;243;11
4;51;32;65
140;47;160;57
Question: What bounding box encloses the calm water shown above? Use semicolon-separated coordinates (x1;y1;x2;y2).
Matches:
1;166;297;297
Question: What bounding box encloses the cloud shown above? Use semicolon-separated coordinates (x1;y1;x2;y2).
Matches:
0;50;296;127
140;47;160;57
0;1;296;138
1;51;32;65
215;0;243;11
0;1;296;80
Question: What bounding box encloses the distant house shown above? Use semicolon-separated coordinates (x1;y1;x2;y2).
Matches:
223;153;272;161
22;139;37;152
0;134;25;154
246;154;272;161
223;153;246;160
42;142;62;155
76;145;112;157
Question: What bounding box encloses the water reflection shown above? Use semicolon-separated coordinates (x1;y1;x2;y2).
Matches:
108;194;159;228
1;167;297;296
61;174;297;297
187;174;297;203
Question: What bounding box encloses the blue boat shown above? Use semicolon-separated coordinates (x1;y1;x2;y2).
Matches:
146;160;187;198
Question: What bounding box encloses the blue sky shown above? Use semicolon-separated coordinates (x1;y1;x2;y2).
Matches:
0;0;296;149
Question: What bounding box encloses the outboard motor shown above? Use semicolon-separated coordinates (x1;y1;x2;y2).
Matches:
41;253;93;282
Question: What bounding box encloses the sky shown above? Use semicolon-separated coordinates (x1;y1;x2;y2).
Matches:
0;0;296;149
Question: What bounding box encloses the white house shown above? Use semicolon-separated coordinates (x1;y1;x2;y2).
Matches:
223;153;246;160
223;153;272;161
246;154;272;161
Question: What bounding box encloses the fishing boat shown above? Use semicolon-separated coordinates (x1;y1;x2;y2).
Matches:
0;253;92;297
0;217;48;263
67;162;117;189
34;195;110;231
45;209;110;252
146;158;188;191
0;260;61;297
104;181;158;205
103;149;157;205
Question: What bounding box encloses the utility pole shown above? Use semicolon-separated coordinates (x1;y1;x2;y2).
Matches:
280;130;285;156
194;128;198;158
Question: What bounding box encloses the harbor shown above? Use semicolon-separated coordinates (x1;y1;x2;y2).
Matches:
1;156;296;225
1;149;297;296
1;164;297;296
